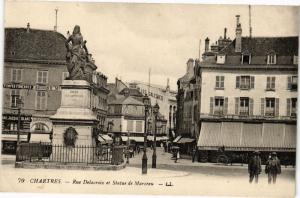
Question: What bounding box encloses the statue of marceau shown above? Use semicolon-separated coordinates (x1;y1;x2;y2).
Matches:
65;25;89;80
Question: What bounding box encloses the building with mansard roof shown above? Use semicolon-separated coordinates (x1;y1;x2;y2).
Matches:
2;24;109;153
195;15;298;164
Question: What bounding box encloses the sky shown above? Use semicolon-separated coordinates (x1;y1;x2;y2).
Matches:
4;1;299;90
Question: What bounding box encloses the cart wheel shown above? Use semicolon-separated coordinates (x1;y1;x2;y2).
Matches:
217;155;229;164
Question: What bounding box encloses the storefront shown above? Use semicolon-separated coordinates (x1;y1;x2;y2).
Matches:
197;121;296;164
1;113;32;154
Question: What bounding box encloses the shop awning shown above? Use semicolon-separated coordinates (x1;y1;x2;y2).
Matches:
157;136;168;141
1;134;27;142
197;122;296;152
173;136;182;143
177;137;195;144
147;136;168;141
100;134;113;143
29;133;51;143
121;136;145;142
98;135;106;143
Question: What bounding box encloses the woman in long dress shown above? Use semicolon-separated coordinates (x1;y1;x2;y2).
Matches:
65;25;88;80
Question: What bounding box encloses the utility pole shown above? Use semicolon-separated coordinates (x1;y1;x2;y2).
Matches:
54;8;58;32
249;5;252;38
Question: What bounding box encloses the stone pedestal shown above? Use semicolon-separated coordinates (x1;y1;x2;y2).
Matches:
50;80;98;162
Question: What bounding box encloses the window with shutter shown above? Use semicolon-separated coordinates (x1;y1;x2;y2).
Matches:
11;89;20;108
239;76;251;90
287;98;291;116
275;98;279;117
249;98;254;115
239;97;249;116
290;76;297;91
215;76;225;89
12;69;22;83
235;97;239;115
223;97;228;115
250;76;255;89
287;76;292;89
236;76;240;89
209;97;214;115
266;76;275;90
214;97;224;115
261;98;265;116
36;91;47;110
291;98;297;117
265;98;275;117
37;71;48;84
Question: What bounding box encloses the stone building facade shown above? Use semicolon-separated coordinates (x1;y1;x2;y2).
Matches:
128;81;176;140
196;15;298;164
2;25;108;153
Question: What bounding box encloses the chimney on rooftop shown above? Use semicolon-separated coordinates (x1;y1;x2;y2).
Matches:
235;15;242;53
186;58;194;75
224;28;227;39
26;23;30;33
205;37;210;52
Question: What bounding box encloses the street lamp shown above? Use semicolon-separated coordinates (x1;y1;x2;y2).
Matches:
152;102;160;168
142;95;150;174
16;97;23;162
127;130;130;164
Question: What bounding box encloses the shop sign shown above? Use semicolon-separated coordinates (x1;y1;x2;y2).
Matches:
2;114;32;122
3;83;33;89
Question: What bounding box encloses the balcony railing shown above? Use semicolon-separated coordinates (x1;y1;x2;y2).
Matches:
213;109;224;116
200;113;296;122
239;108;249;116
265;109;275;117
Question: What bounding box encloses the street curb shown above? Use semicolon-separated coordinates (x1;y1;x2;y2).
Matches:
15;161;126;171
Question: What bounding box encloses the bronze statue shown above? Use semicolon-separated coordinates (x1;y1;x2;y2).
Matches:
65;25;89;80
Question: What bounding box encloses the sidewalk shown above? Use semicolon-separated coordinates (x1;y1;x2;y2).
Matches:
127;147;295;175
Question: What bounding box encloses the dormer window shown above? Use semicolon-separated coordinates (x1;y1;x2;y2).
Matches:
267;52;276;65
216;55;225;64
241;53;251;64
293;55;298;65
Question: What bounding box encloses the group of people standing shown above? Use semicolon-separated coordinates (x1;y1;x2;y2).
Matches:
248;151;281;184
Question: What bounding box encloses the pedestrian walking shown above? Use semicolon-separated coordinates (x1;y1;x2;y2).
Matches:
248;150;262;183
265;152;281;184
192;146;197;163
175;149;180;163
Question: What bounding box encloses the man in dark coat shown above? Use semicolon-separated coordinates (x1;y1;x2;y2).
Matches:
248;150;262;183
265;152;281;184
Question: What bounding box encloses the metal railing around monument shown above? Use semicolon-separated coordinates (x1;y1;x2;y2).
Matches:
16;142;125;165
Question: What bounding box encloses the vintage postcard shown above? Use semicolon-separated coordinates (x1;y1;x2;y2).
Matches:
0;1;299;197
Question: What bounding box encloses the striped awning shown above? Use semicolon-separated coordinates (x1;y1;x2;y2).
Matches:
1;134;28;142
198;122;296;152
101;134;113;143
97;135;106;143
173;136;182;143
177;137;195;144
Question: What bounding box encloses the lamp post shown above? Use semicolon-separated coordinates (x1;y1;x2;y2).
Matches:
142;95;150;174
127;130;130;164
16;97;23;162
152;102;160;168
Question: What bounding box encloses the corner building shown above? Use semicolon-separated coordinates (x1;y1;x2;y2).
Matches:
197;16;298;164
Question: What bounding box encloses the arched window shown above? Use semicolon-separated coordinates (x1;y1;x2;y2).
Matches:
31;122;49;132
